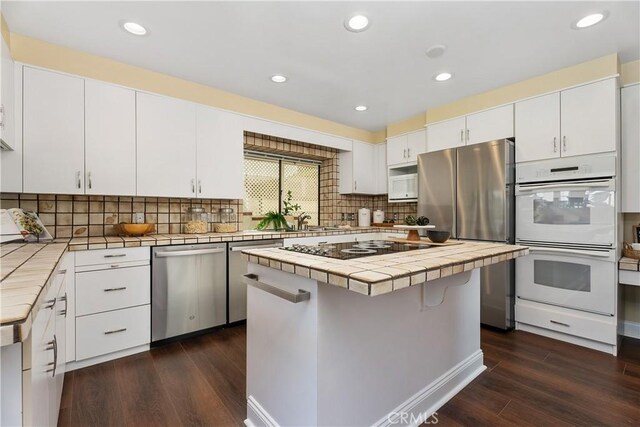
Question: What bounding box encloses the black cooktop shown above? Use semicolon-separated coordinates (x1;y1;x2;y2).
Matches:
279;240;432;260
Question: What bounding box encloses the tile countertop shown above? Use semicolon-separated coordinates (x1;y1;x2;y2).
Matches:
0;227;401;345
620;257;640;272
65;227;404;251
243;241;530;297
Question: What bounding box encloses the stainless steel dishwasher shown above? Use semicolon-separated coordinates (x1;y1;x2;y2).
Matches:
152;243;227;342
228;239;283;323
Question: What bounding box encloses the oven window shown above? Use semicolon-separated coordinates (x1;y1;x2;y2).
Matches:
533;191;592;225
533;260;591;292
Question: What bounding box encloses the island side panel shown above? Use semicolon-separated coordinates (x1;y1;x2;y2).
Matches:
317;269;483;427
246;264;319;427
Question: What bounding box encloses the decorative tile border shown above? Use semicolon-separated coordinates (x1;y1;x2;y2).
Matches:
243;241;530;297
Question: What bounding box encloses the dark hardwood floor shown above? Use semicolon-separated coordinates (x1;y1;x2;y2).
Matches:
58;325;640;427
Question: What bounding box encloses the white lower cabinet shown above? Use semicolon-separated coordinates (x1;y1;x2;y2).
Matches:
70;247;151;368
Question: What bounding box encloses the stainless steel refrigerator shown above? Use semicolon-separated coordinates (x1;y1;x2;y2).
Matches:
418;139;515;329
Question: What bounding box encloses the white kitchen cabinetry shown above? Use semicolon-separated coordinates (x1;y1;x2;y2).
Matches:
85;80;136;195
339;141;387;195
70;247;151;369
426;117;466;152
515;78;617;162
137;92;197;198
23;67;85;194
427;105;514;152
621;84;640;212
1;36;15;149
196;106;244;199
515;92;560;162
387;129;426;166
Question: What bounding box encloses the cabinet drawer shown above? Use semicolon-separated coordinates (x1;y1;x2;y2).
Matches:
75;247;150;267
76;266;150;316
76;305;150;361
516;302;616;344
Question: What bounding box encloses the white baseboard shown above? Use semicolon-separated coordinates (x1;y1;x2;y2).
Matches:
246;395;279;427
372;350;486;427
621;320;640;339
65;344;149;371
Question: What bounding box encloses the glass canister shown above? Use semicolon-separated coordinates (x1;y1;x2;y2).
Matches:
214;207;236;233
184;207;208;234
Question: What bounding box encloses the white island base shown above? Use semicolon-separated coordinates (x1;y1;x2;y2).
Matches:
245;264;485;427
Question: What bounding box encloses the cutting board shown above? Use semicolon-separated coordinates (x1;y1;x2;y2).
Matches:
385;237;464;246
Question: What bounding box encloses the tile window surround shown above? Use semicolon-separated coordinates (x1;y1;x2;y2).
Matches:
0;132;417;238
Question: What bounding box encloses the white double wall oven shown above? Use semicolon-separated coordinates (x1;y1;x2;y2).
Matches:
515;154;617;317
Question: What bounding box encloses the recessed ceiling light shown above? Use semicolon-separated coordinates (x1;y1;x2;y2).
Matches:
271;75;287;83
122;21;147;36
434;72;453;82
426;44;446;59
574;12;606;29
354;105;368;112
345;14;369;32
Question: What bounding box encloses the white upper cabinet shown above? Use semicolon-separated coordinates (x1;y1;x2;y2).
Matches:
515;78;617;163
23;67;85;194
465;104;514;145
515;93;560;162
426;117;466;152
387;129;426;166
196;106;244;200
621;84;640;213
339;141;385;195
1;36;15;149
560;78;617;158
85;81;136;196
136;92;197;198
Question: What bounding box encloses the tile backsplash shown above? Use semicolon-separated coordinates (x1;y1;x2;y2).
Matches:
0;193;242;238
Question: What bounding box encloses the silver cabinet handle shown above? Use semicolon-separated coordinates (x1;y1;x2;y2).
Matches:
0;104;4;128
104;287;127;292
562;136;567;152
60;292;68;317
155;248;225;258
466;129;470;142
76;171;81;189
104;253;126;258
44;297;56;310
198;179;202;194
553;137;557;152
230;244;283;252
354;180;357;191
45;336;57;377
87;172;92;189
244;274;310;303
110;264;120;268
58;269;67;274
460;129;463;143
191;179;195;193
104;328;127;335
550;319;570;327
407;148;411;158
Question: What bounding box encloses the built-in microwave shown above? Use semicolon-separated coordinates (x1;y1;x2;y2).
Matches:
388;173;418;202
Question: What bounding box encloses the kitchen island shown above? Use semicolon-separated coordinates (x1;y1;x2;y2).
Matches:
242;241;528;427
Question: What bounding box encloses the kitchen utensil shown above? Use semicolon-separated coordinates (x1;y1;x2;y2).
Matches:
427;230;451;243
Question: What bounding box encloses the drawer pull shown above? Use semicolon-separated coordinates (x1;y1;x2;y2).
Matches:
110;264;120;268
44;298;56;310
58;269;67;274
104;287;127;292
104;254;127;258
244;274;310;303
104;328;127;335
550;320;570;327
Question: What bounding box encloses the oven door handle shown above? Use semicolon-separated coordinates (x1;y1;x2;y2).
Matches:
528;246;612;258
516;180;612;193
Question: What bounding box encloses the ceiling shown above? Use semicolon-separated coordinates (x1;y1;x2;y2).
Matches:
3;1;639;132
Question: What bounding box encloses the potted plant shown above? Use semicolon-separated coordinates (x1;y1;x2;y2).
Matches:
282;190;301;227
255;211;289;231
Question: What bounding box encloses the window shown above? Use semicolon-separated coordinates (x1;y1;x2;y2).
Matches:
244;153;320;225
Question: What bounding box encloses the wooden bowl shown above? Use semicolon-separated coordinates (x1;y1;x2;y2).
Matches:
115;223;155;236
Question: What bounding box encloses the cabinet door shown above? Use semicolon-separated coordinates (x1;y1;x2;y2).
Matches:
85;80;136;195
1;36;15;149
31;312;54;427
466;104;514;146
376;143;388;194
136;92;197;198
621;84;640;212
196;106;244;199
515;93;560;162
386;134;407;166
406;129;426;163
352;141;376;194
561;78;617;157
23;67;85;194
426;117;466;152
